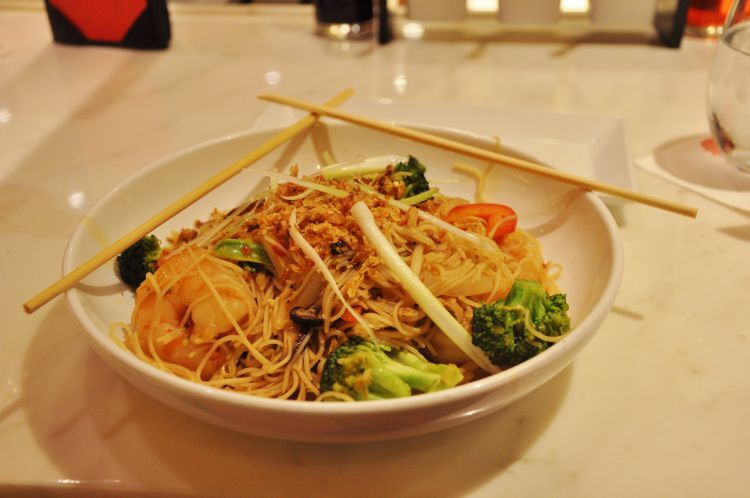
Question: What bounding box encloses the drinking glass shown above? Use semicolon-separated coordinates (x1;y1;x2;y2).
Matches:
707;0;750;173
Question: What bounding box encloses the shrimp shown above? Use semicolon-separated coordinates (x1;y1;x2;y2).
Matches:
132;246;255;380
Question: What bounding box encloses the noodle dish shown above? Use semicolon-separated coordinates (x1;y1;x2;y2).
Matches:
64;123;623;441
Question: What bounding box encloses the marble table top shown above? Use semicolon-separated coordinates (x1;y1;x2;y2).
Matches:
1;3;748;497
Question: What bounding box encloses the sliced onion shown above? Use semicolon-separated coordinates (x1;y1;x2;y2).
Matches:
320;154;407;180
250;169;348;197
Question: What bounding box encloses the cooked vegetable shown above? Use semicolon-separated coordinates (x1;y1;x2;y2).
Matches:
445;203;518;243
393;155;430;198
399;187;439;206
253;168;348;197
212;238;272;268
320;336;463;400
340;307;359;323
471;279;570;368
321;154;431;201
290;306;324;327
116;235;162;289
320;154;407;180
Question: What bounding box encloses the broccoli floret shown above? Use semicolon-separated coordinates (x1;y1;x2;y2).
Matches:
319;154;432;201
320;336;463;400
394;155;430;198
116;235;162;289
471;279;570;369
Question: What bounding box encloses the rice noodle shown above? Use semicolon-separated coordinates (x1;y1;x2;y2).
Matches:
121;162;560;400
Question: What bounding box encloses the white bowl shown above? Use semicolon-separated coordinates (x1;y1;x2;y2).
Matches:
64;122;623;443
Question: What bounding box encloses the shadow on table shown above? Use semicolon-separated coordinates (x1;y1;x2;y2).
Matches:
23;301;571;498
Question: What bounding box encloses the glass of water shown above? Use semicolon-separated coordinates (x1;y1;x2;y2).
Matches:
707;0;750;173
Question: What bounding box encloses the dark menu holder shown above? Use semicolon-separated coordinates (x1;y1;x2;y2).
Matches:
653;0;691;48
44;0;171;50
314;0;373;24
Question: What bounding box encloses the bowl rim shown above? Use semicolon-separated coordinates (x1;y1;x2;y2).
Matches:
64;121;624;416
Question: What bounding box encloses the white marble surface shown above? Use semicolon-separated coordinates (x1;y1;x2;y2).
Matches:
1;3;749;497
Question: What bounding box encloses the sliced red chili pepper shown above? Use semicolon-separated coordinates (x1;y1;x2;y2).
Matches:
340;307;361;323
445;203;518;243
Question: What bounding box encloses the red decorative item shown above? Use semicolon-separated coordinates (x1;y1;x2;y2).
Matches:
50;0;147;43
44;0;170;49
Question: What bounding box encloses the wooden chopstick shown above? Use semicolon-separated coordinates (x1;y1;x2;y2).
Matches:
23;89;355;314
258;93;699;219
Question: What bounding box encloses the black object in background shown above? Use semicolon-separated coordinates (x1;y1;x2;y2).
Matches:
654;0;691;47
377;0;392;44
314;0;373;24
44;0;171;50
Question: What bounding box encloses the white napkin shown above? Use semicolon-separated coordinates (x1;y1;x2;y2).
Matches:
638;135;750;213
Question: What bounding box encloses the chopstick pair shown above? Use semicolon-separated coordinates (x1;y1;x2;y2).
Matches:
24;89;698;314
258;93;698;219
